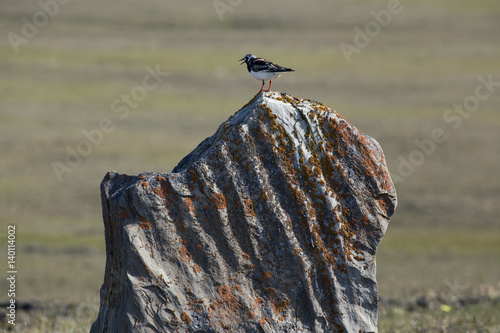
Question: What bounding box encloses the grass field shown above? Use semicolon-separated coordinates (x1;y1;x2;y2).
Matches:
1;0;499;331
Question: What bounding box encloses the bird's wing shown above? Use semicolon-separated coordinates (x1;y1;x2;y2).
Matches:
253;58;294;72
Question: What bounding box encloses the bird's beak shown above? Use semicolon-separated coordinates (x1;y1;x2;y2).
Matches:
239;58;245;65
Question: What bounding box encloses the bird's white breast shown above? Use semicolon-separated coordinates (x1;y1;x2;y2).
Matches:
250;70;281;81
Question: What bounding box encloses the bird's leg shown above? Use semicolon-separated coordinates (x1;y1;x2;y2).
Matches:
259;81;265;93
267;80;272;92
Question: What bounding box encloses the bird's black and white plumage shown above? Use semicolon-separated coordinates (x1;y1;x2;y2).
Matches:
239;54;294;92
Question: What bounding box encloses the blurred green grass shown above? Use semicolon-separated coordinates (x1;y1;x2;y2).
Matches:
0;0;499;330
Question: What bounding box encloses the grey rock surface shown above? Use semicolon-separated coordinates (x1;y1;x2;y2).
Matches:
91;92;397;332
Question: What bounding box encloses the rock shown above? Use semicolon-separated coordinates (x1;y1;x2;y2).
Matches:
91;92;397;333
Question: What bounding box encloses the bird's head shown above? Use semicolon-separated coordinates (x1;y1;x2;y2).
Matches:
239;54;255;65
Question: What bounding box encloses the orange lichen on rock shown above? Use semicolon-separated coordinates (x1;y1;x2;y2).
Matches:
193;264;203;273
140;220;151;230
189;168;199;183
259;272;273;282
181;311;192;324
210;192;227;209
184;197;196;213
179;239;192;263
152;187;165;199
243;198;256;217
205;285;250;328
118;209;128;219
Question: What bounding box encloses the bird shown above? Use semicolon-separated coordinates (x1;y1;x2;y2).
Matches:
239;54;294;93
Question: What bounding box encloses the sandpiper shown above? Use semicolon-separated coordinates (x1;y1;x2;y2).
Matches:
239;54;294;92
